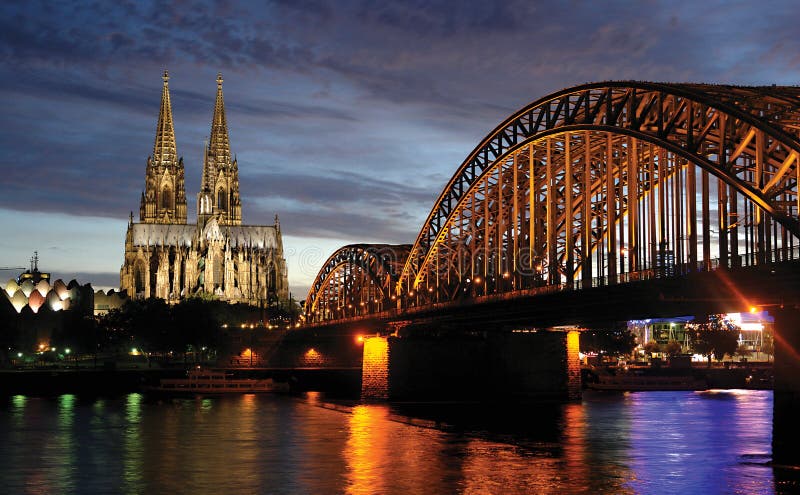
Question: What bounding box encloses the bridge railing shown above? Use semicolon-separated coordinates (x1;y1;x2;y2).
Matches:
303;245;800;328
576;245;799;290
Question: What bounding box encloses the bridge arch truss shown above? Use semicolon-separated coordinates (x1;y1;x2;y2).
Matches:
397;82;800;306
305;244;410;323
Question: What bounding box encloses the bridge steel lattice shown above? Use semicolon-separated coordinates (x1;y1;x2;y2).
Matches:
306;82;800;323
305;244;410;322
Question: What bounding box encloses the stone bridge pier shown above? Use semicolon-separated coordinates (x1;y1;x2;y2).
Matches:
361;327;581;402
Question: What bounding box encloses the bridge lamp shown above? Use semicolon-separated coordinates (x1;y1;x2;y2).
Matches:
356;335;364;344
428;287;433;293
474;277;482;284
408;291;415;297
503;272;510;279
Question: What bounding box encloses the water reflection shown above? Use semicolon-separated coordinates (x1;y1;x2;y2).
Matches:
345;405;390;494
342;401;637;494
0;390;781;494
11;394;26;427
124;393;143;494
625;390;774;494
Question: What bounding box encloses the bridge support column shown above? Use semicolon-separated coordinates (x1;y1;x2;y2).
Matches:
773;307;800;467
566;330;582;401
383;329;579;402
361;336;389;400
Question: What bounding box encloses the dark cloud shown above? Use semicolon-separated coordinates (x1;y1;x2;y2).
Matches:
241;169;438;242
2;0;800;293
245;170;437;209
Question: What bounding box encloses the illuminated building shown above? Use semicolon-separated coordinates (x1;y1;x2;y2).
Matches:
2;255;125;316
120;72;288;304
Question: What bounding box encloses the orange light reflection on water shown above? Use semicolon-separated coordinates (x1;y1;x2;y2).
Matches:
344;405;390;495
342;400;633;494
344;404;449;495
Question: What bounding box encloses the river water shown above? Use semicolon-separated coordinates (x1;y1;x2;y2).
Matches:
0;389;795;494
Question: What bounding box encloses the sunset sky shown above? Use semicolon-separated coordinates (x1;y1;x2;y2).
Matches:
1;0;799;297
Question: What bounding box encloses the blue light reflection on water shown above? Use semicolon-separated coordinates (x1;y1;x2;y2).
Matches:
623;390;774;494
0;390;786;494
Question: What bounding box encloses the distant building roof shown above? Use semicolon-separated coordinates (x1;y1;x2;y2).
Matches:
130;222;279;249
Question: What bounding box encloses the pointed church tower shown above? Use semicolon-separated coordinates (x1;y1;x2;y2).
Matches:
140;70;187;224
198;73;242;226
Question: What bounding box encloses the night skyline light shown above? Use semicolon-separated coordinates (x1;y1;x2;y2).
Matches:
2;0;799;297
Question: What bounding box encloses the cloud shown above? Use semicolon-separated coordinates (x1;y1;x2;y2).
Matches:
242;169;438;242
3;0;800;295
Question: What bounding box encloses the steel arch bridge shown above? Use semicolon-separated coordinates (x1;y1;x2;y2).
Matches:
305;81;800;323
305;244;410;322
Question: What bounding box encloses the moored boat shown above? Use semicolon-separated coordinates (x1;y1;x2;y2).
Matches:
587;369;707;391
145;368;289;395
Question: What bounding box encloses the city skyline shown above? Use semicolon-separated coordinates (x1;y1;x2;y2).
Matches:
2;0;800;297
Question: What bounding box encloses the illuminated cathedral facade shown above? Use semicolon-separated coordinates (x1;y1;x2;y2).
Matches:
120;72;288;305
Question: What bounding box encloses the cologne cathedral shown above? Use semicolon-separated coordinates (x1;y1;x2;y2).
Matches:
120;72;288;305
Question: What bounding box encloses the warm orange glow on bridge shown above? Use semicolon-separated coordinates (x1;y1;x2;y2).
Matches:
361;336;389;399
303;82;800;328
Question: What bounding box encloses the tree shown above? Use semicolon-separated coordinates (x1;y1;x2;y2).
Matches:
579;325;637;358
664;340;682;356
735;345;752;360
761;326;774;361
690;315;739;366
643;340;661;356
172;298;223;362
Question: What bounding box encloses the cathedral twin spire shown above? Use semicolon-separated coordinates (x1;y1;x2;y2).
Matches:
198;73;242;226
209;73;231;166
153;71;177;165
140;70;186;224
140;71;240;226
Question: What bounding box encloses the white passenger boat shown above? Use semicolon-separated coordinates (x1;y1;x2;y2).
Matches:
147;368;289;395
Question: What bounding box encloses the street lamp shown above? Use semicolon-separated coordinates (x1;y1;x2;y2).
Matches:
248;325;255;367
620;248;628;276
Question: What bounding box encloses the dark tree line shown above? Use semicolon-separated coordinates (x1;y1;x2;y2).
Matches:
580;323;637;358
580;314;743;364
50;297;300;361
